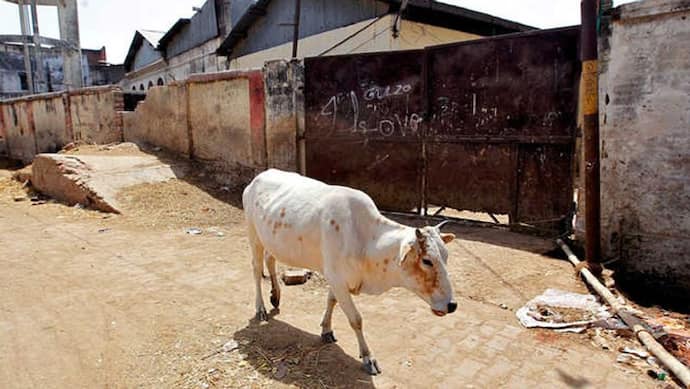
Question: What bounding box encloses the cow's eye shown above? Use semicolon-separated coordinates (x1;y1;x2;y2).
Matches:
422;259;433;267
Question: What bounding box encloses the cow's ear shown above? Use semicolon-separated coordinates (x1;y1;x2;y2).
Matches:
441;233;455;244
397;241;414;266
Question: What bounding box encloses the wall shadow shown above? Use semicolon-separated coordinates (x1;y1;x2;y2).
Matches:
385;212;561;256
233;315;374;388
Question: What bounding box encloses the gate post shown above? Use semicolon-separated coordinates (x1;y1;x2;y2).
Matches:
581;0;602;274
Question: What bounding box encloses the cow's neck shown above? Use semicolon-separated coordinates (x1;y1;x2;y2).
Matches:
359;216;414;292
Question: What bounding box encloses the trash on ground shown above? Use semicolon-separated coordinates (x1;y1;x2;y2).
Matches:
185;227;203;235
222;340;238;352
619;346;649;359
516;289;627;332
282;269;312;285
273;361;288;379
98;228;110;233
13;196;26;202
206;227;225;237
647;369;667;381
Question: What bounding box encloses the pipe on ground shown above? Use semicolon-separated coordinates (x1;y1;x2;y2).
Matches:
556;239;690;388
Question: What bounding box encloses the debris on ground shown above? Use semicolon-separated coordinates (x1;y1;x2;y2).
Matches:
281;270;313;285
516;289;626;333
185;227;203;235
646;312;690;367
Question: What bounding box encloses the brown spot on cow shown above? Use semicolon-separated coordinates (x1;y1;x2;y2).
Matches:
297;236;303;242
280;208;286;218
383;258;390;266
335;224;340;232
330;219;336;225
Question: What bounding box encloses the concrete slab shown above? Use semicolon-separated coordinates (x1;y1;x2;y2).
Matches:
31;153;186;213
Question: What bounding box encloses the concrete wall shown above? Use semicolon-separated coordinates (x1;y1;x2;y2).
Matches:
0;86;123;163
123;83;189;155
122;67;297;187
598;0;690;299
69;88;124;144
263;60;303;171
33;95;69;153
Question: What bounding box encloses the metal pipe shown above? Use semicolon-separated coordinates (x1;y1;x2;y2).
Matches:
291;0;301;58
556;239;690;388
17;0;34;94
581;0;602;274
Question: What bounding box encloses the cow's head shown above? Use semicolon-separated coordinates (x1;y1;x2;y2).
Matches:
397;223;456;316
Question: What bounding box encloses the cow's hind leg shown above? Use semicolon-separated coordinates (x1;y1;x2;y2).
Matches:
248;225;268;321
265;252;280;309
331;286;381;375
320;288;337;343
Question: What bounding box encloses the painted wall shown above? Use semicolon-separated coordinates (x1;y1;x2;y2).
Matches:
598;0;690;299
32;95;69;153
70;88;124;144
122;82;189;156
121;69;290;187
228;16;480;70
228;0;390;59
0;86;123;163
263;60;303;171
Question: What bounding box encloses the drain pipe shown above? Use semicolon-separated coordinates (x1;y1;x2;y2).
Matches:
556;239;690;388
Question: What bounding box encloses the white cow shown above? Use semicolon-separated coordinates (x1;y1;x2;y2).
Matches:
242;169;457;375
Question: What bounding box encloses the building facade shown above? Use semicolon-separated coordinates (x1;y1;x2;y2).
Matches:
121;0;532;92
0;38;124;100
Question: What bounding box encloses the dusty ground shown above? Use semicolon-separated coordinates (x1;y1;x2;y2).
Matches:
0;159;682;388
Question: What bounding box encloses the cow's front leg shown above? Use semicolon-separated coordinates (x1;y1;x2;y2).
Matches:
251;243;268;321
320;288;338;343
331;286;381;375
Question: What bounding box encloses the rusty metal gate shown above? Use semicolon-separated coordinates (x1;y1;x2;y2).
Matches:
304;27;580;231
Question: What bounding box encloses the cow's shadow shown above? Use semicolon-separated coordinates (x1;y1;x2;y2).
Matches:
233;314;374;388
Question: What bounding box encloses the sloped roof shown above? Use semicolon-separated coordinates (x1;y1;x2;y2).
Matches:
216;0;535;56
139;30;166;47
123;30;165;72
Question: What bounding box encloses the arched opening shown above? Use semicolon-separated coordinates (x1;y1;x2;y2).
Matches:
148;81;154;89
157;77;164;86
139;84;144;91
132;86;136;91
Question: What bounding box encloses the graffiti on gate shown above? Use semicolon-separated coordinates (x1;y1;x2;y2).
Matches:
317;82;424;137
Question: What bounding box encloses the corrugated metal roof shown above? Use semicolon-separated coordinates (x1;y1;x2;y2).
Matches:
216;0;536;56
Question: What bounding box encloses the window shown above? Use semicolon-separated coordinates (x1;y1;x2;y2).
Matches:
132;86;136;91
148;81;154;89
18;72;28;91
157;77;164;86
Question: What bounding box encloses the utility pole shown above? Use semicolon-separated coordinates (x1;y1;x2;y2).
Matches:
291;0;301;58
30;0;44;93
17;0;34;94
581;0;602;275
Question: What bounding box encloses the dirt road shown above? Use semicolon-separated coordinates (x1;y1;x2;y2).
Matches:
0;172;670;388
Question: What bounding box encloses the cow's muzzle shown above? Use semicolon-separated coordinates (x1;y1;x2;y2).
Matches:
431;302;457;317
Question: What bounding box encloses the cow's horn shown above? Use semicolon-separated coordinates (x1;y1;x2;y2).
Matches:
435;220;452;230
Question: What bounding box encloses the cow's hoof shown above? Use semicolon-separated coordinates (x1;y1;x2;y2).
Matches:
321;331;337;343
270;293;280;309
255;308;269;322
362;357;381;375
